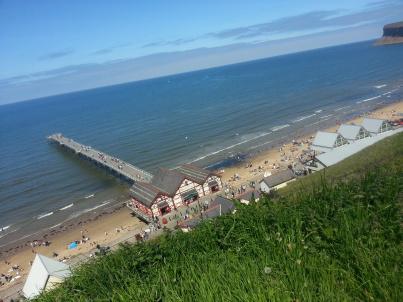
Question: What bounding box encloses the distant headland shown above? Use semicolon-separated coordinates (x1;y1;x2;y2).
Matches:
376;21;403;45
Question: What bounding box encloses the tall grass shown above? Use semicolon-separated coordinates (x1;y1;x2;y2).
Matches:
36;134;402;302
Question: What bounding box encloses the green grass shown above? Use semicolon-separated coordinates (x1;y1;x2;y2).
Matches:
36;133;403;301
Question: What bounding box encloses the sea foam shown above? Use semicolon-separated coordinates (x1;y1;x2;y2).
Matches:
334;105;351;112
292;114;316;123
189;131;272;163
271;124;290;132
356;95;382;104
59;203;74;211
37;212;54;220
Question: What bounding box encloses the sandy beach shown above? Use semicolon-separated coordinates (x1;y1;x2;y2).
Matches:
0;205;146;298
1;100;402;298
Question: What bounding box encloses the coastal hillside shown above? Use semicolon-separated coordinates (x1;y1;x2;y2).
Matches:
35;133;402;301
376;21;403;45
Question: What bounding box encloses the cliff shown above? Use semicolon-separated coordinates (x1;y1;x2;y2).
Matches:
376;21;403;45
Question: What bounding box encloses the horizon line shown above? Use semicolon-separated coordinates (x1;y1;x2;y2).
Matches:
0;39;376;108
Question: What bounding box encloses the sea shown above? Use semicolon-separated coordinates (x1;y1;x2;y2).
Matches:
1;40;403;248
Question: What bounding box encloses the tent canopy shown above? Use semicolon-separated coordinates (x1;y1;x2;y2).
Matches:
22;254;70;299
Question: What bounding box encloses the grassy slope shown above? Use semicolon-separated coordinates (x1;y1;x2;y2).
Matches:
36;133;403;302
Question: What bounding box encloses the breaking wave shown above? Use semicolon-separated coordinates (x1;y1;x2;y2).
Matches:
271;124;290;132
356;95;382;104
292;114;316;123
37;212;54;220
59;203;74;211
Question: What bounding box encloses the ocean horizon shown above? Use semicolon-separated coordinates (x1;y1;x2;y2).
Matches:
1;40;403;247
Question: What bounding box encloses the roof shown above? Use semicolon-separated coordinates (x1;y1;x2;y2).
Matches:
180;196;235;228
337;124;364;140
316;128;403;167
238;190;261;201
260;169;295;187
131;165;221;207
211;196;235;214
312;131;341;148
361;118;384;133
23;254;70;299
130;182;164;207
151;168;186;195
174;164;213;184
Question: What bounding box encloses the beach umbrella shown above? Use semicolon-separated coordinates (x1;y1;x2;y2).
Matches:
68;242;77;250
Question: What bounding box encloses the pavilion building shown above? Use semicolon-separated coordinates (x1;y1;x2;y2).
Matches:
337;124;371;142
128;164;222;222
304;127;402;172
361;118;391;135
310;131;349;153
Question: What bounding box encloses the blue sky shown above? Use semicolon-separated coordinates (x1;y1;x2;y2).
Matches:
1;0;402;104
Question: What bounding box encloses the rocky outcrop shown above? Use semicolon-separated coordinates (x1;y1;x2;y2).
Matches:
376;21;403;45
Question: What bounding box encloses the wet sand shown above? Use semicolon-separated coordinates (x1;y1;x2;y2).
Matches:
1;100;402;298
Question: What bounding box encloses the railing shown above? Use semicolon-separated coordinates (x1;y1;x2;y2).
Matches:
48;133;153;182
126;202;152;223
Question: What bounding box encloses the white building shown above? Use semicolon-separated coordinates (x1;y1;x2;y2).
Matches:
259;169;295;193
22;254;70;299
310;131;349;153
361;118;391;135
305;128;403;172
337;124;370;142
128;164;222;222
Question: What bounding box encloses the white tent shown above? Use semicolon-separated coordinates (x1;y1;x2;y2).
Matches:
22;254;70;299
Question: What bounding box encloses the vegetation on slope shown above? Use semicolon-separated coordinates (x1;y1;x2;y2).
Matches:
36;134;402;301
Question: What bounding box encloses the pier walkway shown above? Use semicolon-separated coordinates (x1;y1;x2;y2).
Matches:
48;133;153;183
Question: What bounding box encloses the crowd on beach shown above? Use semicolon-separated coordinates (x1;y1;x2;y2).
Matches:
0;262;22;289
220;136;313;199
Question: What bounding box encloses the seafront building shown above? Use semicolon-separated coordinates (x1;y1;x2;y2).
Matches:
337;124;370;142
237;189;261;204
259;169;295;193
361;118;392;135
310;131;349;153
304;126;400;172
128;164;222;222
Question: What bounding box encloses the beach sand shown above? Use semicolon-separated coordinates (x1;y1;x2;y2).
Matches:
0;205;146;297
1;100;402;298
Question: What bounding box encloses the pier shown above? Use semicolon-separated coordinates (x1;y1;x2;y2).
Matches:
48;133;153;183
